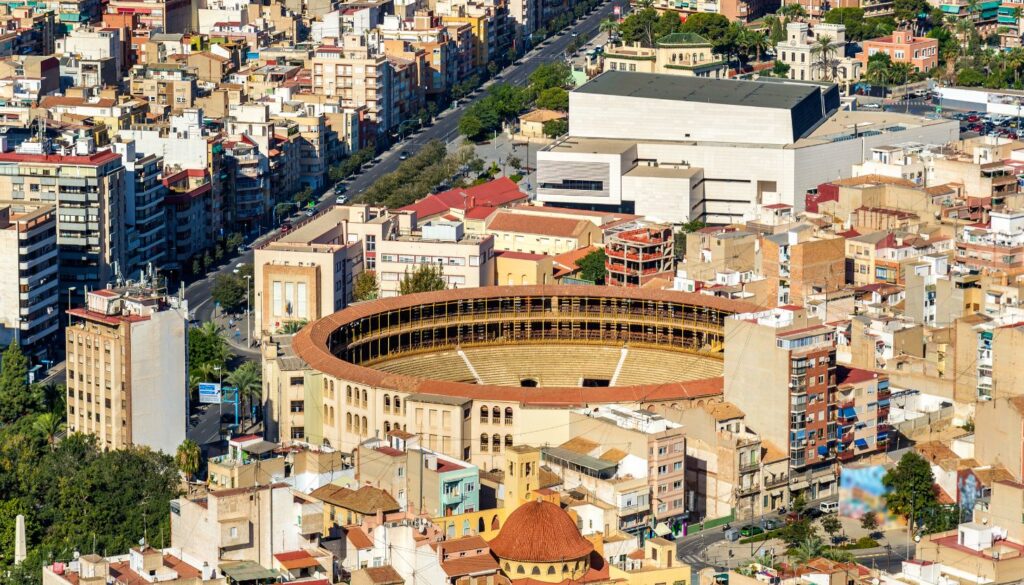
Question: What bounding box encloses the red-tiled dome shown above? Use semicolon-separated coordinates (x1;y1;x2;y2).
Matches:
488;500;594;563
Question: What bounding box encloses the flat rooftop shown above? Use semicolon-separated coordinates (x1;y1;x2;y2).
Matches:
576;71;822;111
624;165;702;179
796;110;956;147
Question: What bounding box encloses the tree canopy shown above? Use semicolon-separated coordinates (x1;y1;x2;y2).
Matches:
577;249;607;284
0;341;42;424
884;451;939;526
399;264;448;295
355;271;380;301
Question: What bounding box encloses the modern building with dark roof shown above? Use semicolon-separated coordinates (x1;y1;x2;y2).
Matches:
537;71;958;224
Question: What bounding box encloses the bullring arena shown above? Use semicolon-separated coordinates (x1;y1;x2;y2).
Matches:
280;285;758;466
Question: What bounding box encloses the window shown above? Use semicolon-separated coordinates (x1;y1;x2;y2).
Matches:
673;461;682;471
480;405;489;422
291;427;305;439
492;434;501;453
290;401;304;412
480;434;489;452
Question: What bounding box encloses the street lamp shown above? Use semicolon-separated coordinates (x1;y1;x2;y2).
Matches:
243;274;252;348
67;286;77;328
214;365;224;421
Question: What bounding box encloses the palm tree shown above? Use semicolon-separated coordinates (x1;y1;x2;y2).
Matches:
279;319;308;334
600;17;620;41
33;412;65;448
791;536;825;565
175;439;201;482
778;2;807;21
745;29;770;63
763;14;783;47
227;361;262;424
810;35;836;80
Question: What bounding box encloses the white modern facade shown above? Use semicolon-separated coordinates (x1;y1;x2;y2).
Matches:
536;72;959;223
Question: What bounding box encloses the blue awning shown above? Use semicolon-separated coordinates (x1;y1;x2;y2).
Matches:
855;438;869;449
841;407;857;418
878;399;890;407
817;446;828;456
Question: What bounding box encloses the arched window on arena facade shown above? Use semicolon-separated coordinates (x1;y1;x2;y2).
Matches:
480;405;489;422
504;407;513;425
383;394;391;412
480;434;489;452
492;434;501;453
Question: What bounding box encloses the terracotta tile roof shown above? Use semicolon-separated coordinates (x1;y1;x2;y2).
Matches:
345;526;373;549
441;535;488;555
291;285;749;406
488;500;594;563
399;177;526;218
487;211;592;239
837;366;881;386
310;484;399;514
352;565;403;585
274;551;320;570
520;109;566;123
703;401;744;421
559;436;599;455
762;440;787;463
440;554;499;577
599;448;628;463
552;245;599;273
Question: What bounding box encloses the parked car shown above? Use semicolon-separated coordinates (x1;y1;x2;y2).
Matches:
740;525;764;537
761;518;780;531
804;506;825;520
724;528;741;542
280;221;293;233
819;501;839;514
399;150;410;160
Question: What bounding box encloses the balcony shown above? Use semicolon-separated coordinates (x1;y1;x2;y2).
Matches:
837;450;855;462
736;483;760;497
764;475;789;489
738;460;760;474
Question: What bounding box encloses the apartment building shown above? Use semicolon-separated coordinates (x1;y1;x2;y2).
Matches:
605;223;673;287
684;226;757;282
904;254;982;327
776;23;861;83
111;140;167;277
66;285;188;454
55;26;123;74
253;205;406;335
311;38;395;136
0;202;59;357
0;139;126;302
163;168;216;273
833;367;891;463
106;0;192;33
957;210;1024;277
857;29;939;72
376;220;495;297
724;306;840;500
953;312;1024;403
171;483;318;570
603;33;727;79
648;0;776;21
357;432;482;516
761;229;845;306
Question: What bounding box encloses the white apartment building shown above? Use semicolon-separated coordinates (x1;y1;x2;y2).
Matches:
377;220;495;297
0;202;59;355
55;26;122;74
536;72;959;223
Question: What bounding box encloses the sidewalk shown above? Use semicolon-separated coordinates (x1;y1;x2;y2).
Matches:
210;306;260;358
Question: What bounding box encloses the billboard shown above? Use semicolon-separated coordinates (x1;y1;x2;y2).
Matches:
198;382;222;404
839;464;903;531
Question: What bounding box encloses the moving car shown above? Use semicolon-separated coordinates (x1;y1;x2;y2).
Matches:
399;150;410;160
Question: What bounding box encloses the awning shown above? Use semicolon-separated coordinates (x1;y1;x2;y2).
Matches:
841;407;857;418
855;438;869;449
817;446;828;456
654;522;672;537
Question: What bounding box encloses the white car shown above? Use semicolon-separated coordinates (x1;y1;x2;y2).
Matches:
819;501;839;514
861;103;881;109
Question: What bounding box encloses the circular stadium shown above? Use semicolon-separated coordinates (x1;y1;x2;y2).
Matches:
292;285;758;405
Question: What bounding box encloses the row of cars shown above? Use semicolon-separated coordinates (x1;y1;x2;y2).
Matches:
723;500;838;542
